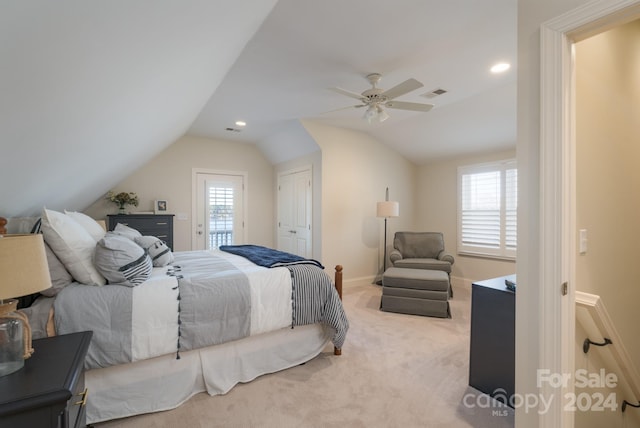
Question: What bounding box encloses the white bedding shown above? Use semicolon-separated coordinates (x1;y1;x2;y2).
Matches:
86;323;331;424
127;251;293;362
55;250;297;367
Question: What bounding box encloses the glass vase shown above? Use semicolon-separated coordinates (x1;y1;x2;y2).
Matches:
0;316;24;376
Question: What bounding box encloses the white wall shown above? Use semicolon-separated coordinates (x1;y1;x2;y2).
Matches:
302;121;417;284
417;150;517;286
84;135;275;251
575;19;640;371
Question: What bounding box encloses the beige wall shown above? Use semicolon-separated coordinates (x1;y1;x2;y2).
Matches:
575;19;640;370
418;150;517;285
82;122;518;287
85;135;275;251
302;121;418;283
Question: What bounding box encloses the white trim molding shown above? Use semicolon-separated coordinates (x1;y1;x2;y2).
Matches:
539;1;640;426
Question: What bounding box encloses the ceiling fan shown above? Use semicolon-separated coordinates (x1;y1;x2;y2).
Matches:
329;73;434;123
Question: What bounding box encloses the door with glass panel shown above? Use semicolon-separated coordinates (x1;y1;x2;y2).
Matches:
194;173;245;250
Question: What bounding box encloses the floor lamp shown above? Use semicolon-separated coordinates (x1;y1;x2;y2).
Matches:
377;188;399;283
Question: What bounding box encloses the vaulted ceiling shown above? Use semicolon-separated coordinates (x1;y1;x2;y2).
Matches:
0;0;516;218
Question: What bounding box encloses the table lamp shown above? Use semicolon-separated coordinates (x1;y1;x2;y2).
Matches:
0;233;52;376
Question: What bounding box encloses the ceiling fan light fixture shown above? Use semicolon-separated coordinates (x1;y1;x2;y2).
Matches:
376;105;389;122
363;104;389;124
364;105;377;123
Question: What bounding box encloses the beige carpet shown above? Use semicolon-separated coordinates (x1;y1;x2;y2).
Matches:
94;281;514;428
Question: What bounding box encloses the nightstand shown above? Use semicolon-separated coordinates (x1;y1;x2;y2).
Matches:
108;214;174;250
0;331;92;428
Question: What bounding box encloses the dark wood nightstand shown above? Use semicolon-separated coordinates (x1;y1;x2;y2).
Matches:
108;214;175;250
0;331;92;428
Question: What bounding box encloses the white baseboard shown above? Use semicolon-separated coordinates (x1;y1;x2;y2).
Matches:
344;275;378;287
451;275;473;291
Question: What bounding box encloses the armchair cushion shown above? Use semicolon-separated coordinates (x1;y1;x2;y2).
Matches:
393;258;452;273
390;231;454;273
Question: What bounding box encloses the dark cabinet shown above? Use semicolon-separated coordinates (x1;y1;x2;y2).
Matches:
108;214;174;250
0;331;92;428
469;275;515;407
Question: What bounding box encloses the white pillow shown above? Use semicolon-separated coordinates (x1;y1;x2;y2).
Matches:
64;210;106;242
113;223;143;240
41;208;106;286
94;233;152;287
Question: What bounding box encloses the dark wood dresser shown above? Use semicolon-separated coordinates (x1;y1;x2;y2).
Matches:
0;331;92;428
108;214;174;250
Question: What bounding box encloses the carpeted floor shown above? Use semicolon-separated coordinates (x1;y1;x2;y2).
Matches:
94;281;514;428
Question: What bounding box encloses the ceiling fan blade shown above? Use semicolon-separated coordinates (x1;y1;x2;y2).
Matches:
384;101;434;112
381;78;424;100
321;104;367;114
329;87;367;101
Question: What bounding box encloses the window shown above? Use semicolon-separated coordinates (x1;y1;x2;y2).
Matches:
458;159;517;259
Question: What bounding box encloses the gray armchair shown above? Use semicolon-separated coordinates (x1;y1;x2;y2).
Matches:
389;232;454;273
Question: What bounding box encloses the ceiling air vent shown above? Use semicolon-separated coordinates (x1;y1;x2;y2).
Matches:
225;127;242;133
422;88;448;99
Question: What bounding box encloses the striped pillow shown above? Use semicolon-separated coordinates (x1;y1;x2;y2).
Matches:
94;233;152;287
134;236;174;267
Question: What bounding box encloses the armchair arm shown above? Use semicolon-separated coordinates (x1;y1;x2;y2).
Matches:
437;250;455;265
389;249;403;264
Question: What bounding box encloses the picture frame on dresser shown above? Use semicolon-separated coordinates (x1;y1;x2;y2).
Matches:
154;200;167;214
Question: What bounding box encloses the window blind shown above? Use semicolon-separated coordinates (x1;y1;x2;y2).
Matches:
458;160;517;259
208;185;234;248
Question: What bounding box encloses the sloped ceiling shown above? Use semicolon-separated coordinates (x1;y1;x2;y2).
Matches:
0;0;277;218
0;0;517;218
188;0;517;165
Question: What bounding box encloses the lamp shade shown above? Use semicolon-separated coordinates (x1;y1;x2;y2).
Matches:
377;201;399;218
0;234;52;300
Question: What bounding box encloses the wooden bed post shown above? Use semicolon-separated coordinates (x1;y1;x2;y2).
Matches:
334;265;343;356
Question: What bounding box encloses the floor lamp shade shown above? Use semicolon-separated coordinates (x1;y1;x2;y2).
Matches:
376;201;399;218
0;234;52;376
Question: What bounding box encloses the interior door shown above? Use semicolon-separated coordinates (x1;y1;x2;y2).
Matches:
277;168;312;257
194;172;244;250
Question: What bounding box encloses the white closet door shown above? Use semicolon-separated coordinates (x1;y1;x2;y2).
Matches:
277;168;312;257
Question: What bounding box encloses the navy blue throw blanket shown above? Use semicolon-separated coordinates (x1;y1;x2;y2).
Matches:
220;245;324;269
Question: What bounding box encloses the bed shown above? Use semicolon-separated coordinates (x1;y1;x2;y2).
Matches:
14;209;348;424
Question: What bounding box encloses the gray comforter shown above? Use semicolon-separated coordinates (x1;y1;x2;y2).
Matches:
54;250;347;369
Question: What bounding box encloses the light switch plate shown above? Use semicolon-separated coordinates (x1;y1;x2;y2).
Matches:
579;229;587;254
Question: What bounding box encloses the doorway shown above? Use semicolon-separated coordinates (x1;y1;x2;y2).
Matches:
536;2;640;426
193;170;246;250
277;166;312;257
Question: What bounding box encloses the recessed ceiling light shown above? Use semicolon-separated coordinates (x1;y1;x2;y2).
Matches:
491;63;511;73
235;121;246;127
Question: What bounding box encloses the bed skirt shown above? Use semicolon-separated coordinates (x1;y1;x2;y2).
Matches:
86;323;331;424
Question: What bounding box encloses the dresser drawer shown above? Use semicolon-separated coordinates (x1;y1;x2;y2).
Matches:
108;214;174;250
64;371;87;428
